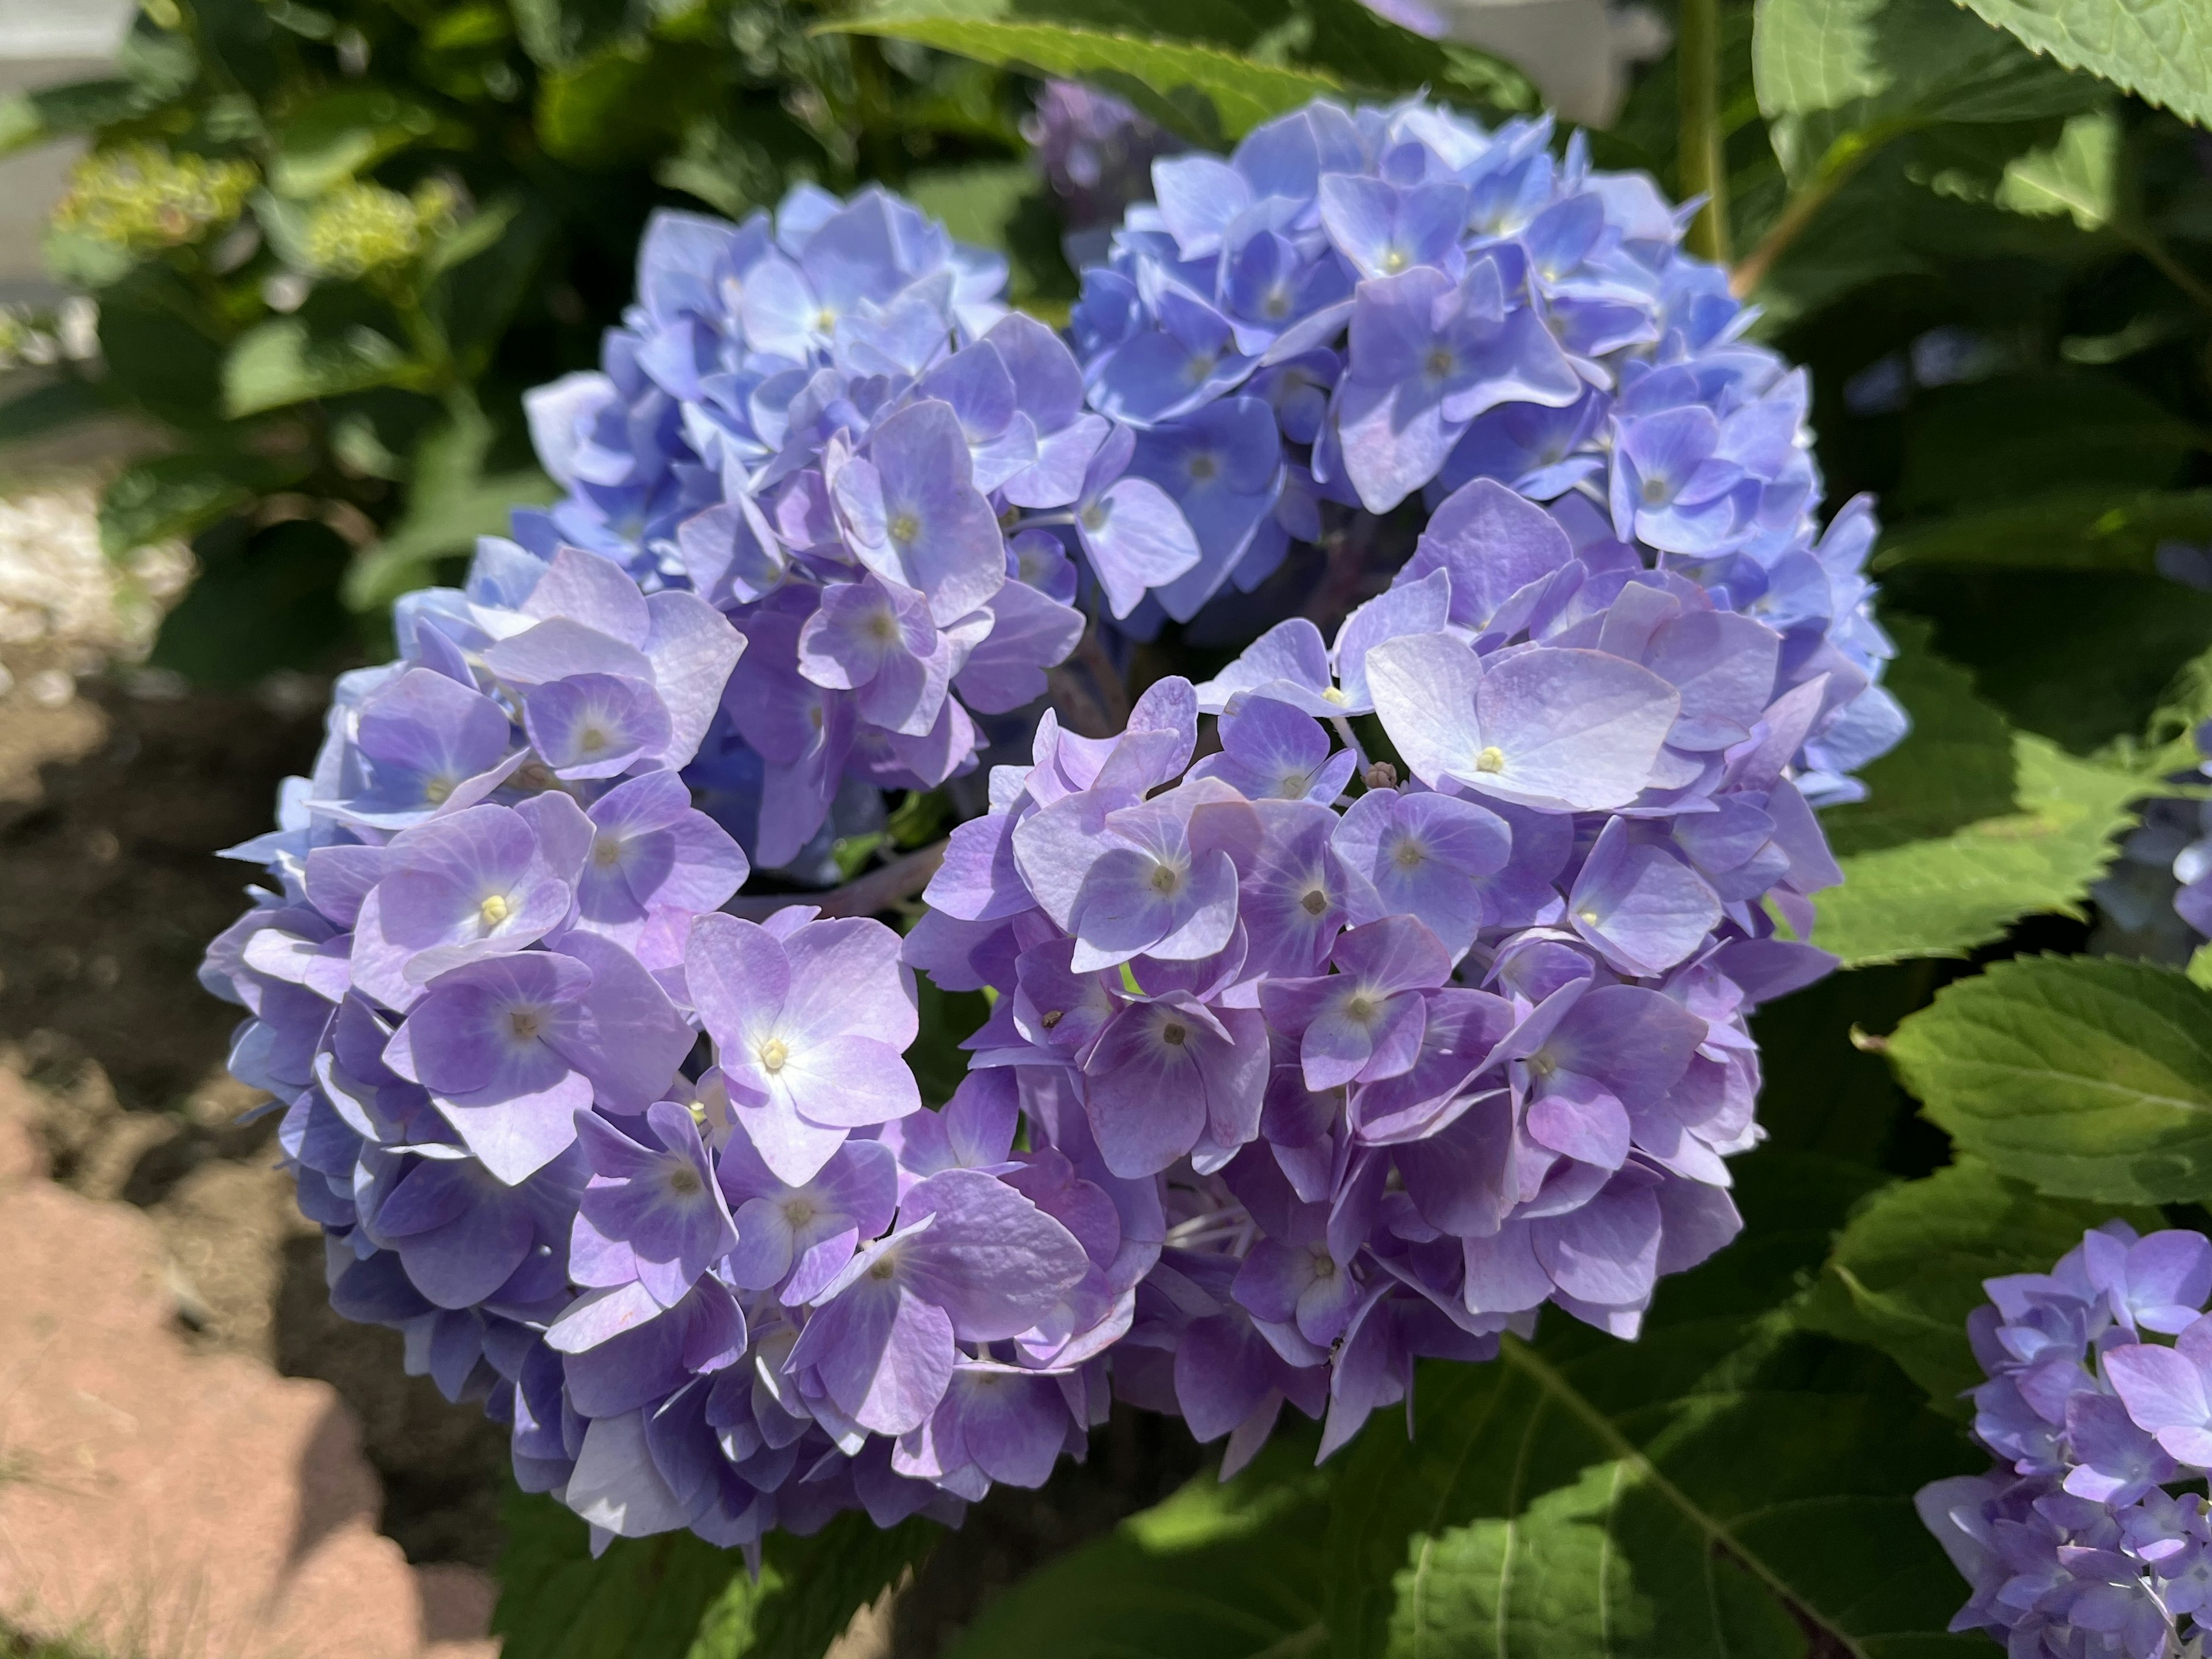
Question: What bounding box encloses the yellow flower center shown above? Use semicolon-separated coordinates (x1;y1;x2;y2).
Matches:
759;1037;790;1074
479;893;511;926
1475;745;1506;774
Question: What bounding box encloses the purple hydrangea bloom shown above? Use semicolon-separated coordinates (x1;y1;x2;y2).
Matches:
204;153;1882;1559
912;518;1845;1465
520;187;1142;872
1920;1222;2212;1658
1063;94;1905;806
202;486;1141;1552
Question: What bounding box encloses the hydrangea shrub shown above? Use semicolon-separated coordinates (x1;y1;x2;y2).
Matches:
123;0;2212;1638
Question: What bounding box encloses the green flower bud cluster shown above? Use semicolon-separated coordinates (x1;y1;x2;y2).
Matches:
300;179;460;279
53;143;256;253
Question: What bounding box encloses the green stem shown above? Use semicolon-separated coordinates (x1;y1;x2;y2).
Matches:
1730;139;1873;298
2123;225;2212;320
1677;0;1729;264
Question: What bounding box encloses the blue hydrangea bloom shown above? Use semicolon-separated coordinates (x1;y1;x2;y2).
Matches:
1919;1223;2212;1659
1059;94;1906;805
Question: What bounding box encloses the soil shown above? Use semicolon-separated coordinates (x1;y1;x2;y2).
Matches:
0;661;511;1574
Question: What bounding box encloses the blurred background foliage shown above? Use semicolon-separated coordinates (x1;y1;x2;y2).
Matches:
0;0;1066;684
11;0;2212;764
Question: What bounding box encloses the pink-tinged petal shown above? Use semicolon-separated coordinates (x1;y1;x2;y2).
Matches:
546;1279;665;1353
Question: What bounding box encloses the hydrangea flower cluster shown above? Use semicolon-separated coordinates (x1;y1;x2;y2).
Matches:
2094;718;2212;964
522;186;1135;869
911;486;1845;1458
201;534;1144;1547
1919;1223;2212;1658
1065;93;1904;804
203;150;1866;1553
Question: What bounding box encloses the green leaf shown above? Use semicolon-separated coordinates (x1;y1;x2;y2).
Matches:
427;197;554;368
493;1486;936;1659
1809;733;2145;967
1887;955;2212;1205
821;9;1342;143
1325;1150;1976;1659
491;1487;745;1659
99;452;308;556
0;77;161;158
1753;0;2093;185
223;317;414;417
1956;0;2212;130
1891;377;2203;516
1751;960;1941;1162
95;279;228;428
906;161;1035;250
904;161;1075;312
696;1512;938;1659
1995;106;2119;229
946;1442;1330;1659
511;0;660;69
344;396;557;610
1799;1158;2159;1414
1876;487;2212;573
270;85;442;197
906;976;991;1107
150;518;356;686
1819;621;2016;857
1878;566;2212;755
